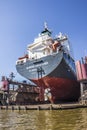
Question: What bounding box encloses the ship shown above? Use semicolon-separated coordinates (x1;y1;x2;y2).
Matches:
16;23;80;103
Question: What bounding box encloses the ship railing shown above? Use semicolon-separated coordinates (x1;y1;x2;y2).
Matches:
27;47;62;60
29;51;58;60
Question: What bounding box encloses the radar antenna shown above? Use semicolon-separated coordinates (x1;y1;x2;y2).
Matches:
44;22;48;30
41;22;52;36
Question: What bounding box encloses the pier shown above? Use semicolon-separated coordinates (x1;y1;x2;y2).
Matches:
0;103;87;111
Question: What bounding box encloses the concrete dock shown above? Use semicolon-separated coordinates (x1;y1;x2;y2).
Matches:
0;102;87;111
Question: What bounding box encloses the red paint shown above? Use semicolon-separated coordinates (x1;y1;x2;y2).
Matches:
0;80;8;91
76;61;87;80
81;64;87;79
32;77;80;102
76;61;83;80
18;54;28;60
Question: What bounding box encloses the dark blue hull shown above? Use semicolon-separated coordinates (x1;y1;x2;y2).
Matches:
16;52;76;80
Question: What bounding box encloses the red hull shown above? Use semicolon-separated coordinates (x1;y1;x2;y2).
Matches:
32;77;80;102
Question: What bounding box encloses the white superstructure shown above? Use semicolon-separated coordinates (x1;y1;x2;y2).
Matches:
16;23;71;64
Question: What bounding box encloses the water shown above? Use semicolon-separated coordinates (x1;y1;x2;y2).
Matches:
0;108;87;130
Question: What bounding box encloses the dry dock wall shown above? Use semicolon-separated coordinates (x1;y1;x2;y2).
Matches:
76;60;87;81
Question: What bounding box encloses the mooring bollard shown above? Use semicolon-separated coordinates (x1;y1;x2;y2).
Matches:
50;104;52;110
25;106;27;110
12;106;14;111
37;106;40;110
18;106;21;111
6;105;8;110
58;104;62;109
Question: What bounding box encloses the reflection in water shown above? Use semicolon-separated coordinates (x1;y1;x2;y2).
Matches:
0;109;87;130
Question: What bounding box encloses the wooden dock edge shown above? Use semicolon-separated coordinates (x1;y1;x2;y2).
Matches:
0;103;87;111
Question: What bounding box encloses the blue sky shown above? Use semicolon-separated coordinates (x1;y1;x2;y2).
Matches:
0;0;87;81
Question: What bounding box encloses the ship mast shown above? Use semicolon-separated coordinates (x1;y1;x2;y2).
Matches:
44;22;48;30
41;22;52;36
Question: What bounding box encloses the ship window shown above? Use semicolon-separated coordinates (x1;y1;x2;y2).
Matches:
21;61;24;63
20;60;24;65
17;61;20;64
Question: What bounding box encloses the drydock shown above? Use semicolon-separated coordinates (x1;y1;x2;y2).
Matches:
0;56;87;110
0;57;87;111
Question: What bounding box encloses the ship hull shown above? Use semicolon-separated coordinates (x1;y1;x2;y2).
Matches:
32;77;80;102
16;52;80;102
